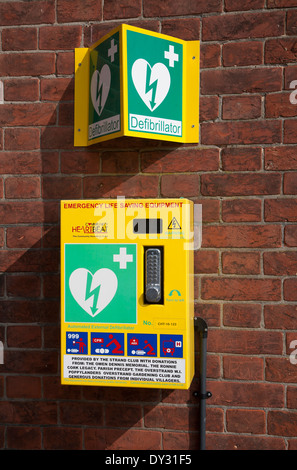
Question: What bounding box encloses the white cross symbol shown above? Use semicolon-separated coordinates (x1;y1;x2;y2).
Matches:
164;45;179;67
113;247;133;269
108;39;118;63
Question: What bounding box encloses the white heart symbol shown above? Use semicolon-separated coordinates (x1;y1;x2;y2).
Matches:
69;268;118;317
90;64;111;116
132;59;171;112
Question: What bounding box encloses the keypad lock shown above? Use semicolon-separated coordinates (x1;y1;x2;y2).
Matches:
145;248;162;303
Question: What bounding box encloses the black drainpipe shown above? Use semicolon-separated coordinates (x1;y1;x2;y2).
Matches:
193;317;212;450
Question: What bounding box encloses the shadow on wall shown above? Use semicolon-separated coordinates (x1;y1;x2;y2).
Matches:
0;81;202;450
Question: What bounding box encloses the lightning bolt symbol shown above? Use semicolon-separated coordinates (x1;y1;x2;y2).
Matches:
85;272;101;315
97;80;103;114
145;64;158;111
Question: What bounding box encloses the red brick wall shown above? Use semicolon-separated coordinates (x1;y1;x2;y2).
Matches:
0;0;297;451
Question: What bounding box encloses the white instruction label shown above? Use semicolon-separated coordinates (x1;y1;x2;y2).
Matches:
63;355;185;384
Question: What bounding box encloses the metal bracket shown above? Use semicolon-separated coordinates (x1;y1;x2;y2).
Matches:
193;391;212;400
194;316;208;337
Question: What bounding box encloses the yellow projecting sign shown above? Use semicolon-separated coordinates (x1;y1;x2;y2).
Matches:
61;198;195;389
74;24;199;145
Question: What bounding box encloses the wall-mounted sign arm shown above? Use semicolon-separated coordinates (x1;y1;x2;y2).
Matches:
74;24;199;146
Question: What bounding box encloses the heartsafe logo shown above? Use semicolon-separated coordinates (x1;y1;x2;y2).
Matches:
72;222;108;234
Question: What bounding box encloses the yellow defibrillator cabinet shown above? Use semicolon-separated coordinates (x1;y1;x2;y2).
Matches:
61;198;195;389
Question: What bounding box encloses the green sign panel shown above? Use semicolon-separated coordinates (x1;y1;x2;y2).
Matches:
74;24;199;146
64;243;137;324
88;31;121;141
126;29;183;138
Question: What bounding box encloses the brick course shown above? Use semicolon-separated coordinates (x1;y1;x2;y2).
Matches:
0;0;296;451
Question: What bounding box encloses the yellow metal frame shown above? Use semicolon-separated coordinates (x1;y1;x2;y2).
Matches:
74;47;89;146
74;24;199;146
60;198;195;389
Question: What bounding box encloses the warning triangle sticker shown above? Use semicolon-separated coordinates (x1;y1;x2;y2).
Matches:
168;217;181;230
